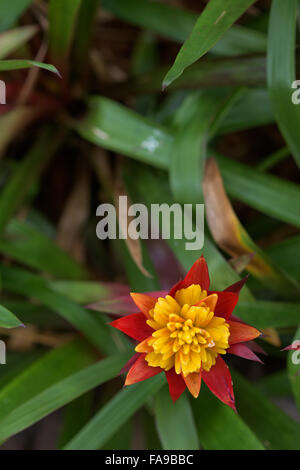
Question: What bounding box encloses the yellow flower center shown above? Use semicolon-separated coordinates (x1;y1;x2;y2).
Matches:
135;284;230;376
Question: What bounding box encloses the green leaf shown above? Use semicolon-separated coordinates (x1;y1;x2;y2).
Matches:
0;218;88;280
0;265;126;354
216;153;300;229
163;0;257;88
192;385;264;450
64;375;165;450
232;371;300;450
218;88;274;134
0;25;37;60
0;303;22;328
0;353;130;443
0;340;93;425
76;96;300;228
49;280;117;304
170;89;239;204
49;0;82;66
75;96;172;169
103;0;267;55
58;393;93;449
72;0;99;70
257;371;291;398
0;129;61;235
267;235;300;281
0;59;60;74
124;55;266;95
155;386;199;450
287;324;300;413
267;0;300;169
0;0;33;33
235;300;300;328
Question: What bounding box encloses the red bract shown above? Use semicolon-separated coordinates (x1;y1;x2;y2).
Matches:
111;256;262;410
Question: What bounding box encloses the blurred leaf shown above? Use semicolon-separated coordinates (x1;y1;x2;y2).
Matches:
114;174;151;278
0;265;127;354
0;352;130;443
0;128;61;235
64;375;165;450
49;280;129;305
0;340;93;425
203;158;300;299
217;153;300;228
56;163;90;262
257;147;290;172
123;56;266;95
192;385;264;450
0;218;89;279
0;59;59;74
0;107;35;158
103;0;267;55
232;371;300;450
235;300;300;329
76;96;300;228
0;303;22;328
73;0;99;71
170;89;239;204
163;0;257;88
0;351;41;389
218;88;274;134
257;371;291;397
58;393;93;449
49;0;82;67
75;96;172;168
287;324;300;413
267;0;300;169
267;235;300;281
0;0;33;33
0;25;38;60
155;386;199;450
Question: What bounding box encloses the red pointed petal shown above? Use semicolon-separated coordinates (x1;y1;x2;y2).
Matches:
183;371;202;398
228;320;261;345
209;291;239;320
110;313;154;341
119;353;139;375
202;356;236;411
224;276;249;294
165;369;186;402
88;290;167;317
130;293;157;318
125;354;162;385
282;341;300;351
228;343;263;364
247;340;267;356
181;256;210;290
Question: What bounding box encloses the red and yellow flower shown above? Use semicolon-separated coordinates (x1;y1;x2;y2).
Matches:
111;256;262;410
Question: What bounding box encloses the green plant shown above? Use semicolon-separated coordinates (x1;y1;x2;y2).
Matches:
0;0;299;450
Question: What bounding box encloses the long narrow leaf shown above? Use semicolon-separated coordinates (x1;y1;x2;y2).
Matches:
163;0;257;87
0;0;33;33
267;0;300;169
64;375;165;450
75;96;300;227
0;353;130;442
0;265;125;354
155;386;199;450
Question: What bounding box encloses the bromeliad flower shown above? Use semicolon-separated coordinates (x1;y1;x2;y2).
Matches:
111;256;262;410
